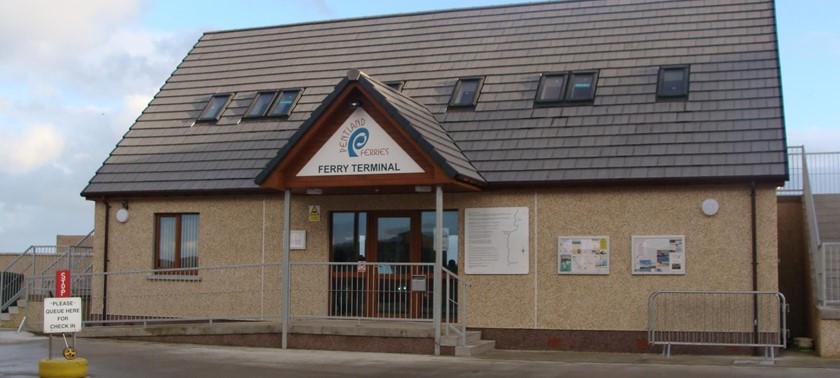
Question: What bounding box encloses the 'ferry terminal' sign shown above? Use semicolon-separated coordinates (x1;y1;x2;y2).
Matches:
298;108;424;176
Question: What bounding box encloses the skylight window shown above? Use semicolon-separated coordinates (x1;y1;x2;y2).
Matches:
566;71;597;101
268;89;302;117
245;91;277;118
198;94;231;121
657;65;689;99
385;81;405;91
449;78;483;107
535;74;568;102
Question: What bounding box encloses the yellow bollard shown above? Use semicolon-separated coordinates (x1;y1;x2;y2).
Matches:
38;358;88;378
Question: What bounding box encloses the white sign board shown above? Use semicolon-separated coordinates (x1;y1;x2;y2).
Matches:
632;235;685;275
465;207;529;274
558;236;610;275
297;108;424;176
43;297;83;333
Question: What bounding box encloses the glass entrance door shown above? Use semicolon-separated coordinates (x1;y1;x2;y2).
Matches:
329;210;459;320
371;213;420;318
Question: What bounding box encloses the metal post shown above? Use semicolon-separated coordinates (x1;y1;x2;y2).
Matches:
281;190;291;349
433;185;443;356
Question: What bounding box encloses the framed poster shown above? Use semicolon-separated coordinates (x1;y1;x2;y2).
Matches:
557;236;609;275
465;207;529;274
631;235;685;275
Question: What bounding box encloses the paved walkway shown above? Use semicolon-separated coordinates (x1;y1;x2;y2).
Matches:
2;329;839;377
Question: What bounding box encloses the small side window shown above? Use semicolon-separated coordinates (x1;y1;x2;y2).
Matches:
245;91;278;118
657;66;689;99
535;74;567;102
449;78;483;107
384;81;405;91
198;94;231;121
268;89;302;117
566;72;597;101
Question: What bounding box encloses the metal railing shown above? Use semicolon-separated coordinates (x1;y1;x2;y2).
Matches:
648;291;787;360
2;245;91;313
289;262;463;322
779;146;840;195
24;262;283;330
822;243;840;305
442;266;469;346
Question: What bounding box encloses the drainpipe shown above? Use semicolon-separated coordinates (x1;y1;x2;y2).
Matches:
750;181;759;353
102;199;110;320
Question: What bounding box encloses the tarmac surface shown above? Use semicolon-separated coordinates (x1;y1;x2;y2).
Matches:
2;329;840;377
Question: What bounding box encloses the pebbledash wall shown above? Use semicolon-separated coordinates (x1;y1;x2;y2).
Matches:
90;182;778;350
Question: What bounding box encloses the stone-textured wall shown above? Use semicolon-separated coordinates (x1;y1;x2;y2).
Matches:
89;183;779;331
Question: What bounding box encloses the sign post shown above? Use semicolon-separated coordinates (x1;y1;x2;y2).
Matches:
40;269;87;377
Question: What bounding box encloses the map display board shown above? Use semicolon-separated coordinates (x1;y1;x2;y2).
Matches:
465;207;529;274
557;236;609;275
632;235;685;275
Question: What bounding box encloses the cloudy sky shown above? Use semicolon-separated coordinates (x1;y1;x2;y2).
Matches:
0;0;837;252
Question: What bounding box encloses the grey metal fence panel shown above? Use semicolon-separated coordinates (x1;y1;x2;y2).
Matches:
25;263;283;330
648;291;787;359
823;243;840;305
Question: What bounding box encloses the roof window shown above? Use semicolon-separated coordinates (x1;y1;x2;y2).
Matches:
534;71;599;104
198;94;231;121
657;65;689;99
384;81;405;91
449;77;483;107
566;71;598;101
535;74;568;103
268;89;302;117
245;91;278;118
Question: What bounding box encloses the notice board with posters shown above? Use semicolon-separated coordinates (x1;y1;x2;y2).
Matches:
631;235;685;275
557;236;610;275
465;207;529;274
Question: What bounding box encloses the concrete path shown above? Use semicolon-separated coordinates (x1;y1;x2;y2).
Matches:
2;329;839;377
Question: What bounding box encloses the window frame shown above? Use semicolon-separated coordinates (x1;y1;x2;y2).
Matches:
448;77;484;107
154;213;200;274
266;89;303;118
243;91;279;118
384;81;405;91
197;94;232;122
657;65;690;99
565;70;599;102
534;73;569;103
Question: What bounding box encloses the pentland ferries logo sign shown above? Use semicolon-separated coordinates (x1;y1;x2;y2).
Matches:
298;108;424;176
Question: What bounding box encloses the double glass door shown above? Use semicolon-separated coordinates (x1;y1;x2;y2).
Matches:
330;210;459;319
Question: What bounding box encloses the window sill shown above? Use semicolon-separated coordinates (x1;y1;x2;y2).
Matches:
146;274;201;282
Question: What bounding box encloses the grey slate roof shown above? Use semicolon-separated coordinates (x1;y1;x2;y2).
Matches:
82;0;787;196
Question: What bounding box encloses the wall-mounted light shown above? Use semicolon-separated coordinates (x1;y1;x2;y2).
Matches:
701;198;719;216
349;101;362;109
116;200;130;223
306;188;323;195
415;185;432;193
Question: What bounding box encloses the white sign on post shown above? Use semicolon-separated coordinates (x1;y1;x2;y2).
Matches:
43;297;83;333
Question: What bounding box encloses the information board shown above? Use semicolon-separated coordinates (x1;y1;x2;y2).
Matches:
631;235;685;275
465;207;529;274
557;236;610;275
43;297;83;333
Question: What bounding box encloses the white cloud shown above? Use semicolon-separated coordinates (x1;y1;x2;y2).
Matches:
0;0;197;251
0;123;65;174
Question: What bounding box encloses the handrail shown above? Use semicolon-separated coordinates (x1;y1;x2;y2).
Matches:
801;146;824;305
73;230;94;247
442;266;470;347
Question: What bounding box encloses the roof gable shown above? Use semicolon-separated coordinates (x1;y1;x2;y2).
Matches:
257;70;483;192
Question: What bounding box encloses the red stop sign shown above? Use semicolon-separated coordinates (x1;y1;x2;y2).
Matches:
56;270;71;298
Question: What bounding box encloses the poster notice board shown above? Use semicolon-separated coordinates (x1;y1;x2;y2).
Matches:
632;235;685;275
465;207;529;274
557;236;609;275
